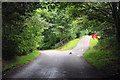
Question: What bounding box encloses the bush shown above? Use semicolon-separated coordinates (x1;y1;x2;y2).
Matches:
94;36;117;51
2;40;18;60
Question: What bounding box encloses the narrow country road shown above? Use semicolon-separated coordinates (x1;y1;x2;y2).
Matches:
3;36;106;79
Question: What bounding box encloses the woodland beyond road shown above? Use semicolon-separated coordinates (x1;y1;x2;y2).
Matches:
3;36;106;78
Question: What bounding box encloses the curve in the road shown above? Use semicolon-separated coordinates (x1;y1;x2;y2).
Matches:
3;36;107;79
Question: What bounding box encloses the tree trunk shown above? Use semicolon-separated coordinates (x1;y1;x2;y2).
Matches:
112;2;120;43
53;33;56;48
60;29;63;42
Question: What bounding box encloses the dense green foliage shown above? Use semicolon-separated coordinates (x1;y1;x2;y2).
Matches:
2;2;120;60
2;2;43;59
84;37;120;78
2;2;120;78
2;2;81;60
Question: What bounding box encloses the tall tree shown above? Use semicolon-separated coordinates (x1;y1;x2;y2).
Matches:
111;2;120;42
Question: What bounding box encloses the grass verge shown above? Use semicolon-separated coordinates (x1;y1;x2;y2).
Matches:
3;50;40;71
83;38;120;78
55;35;87;51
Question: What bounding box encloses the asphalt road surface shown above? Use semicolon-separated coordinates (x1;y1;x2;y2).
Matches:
3;36;106;79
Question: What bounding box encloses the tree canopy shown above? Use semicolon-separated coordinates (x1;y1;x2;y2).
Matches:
2;2;120;60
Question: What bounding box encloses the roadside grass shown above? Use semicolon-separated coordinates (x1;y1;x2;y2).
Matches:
83;38;120;78
3;50;40;71
55;35;87;51
2;35;87;71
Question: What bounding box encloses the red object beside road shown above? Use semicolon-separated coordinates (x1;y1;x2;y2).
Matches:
92;34;98;38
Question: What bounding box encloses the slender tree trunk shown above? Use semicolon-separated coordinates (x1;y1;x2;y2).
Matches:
53;33;56;48
52;33;55;45
60;29;63;42
112;2;120;43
